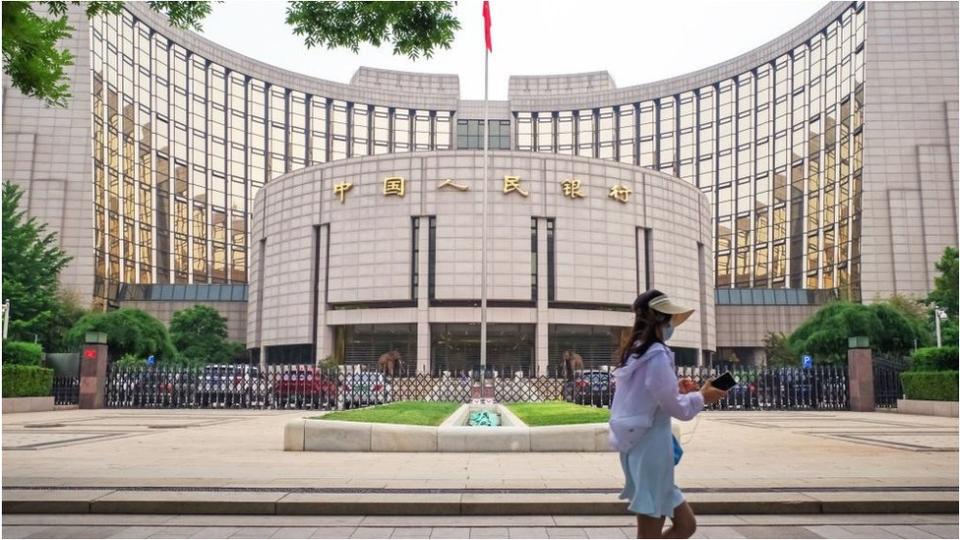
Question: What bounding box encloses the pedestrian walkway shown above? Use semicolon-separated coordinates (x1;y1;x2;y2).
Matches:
3;513;958;539
3;409;955;494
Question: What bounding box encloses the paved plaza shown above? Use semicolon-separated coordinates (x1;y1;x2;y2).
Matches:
2;408;956;492
3;408;958;537
3;513;959;539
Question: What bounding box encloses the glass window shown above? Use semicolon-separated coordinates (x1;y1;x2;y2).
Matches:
393;110;410;152
331;100;348;160
576;109;594;157
435;111;452;150
536;114;554;152
557;112;574;155
414;111;431;151
352;104;369;156
373;107;390;154
309;97;327;164
618;106;635;164
515;112;533;151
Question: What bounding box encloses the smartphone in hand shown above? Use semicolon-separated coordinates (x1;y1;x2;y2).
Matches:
709;371;737;391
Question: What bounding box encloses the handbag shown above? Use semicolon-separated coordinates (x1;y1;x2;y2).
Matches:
672;434;683;465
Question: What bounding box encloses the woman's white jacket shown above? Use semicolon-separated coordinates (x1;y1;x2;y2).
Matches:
608;342;704;451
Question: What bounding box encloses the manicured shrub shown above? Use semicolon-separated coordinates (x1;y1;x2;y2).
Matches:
1;364;54;397
911;346;959;372
65;308;176;361
1;340;43;365
900;371;959;402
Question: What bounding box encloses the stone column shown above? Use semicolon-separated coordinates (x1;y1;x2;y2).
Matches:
535;219;550;376
847;339;874;412
78;334;108;409
416;218;431;374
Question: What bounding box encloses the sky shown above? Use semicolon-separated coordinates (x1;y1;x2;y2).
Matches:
198;0;829;101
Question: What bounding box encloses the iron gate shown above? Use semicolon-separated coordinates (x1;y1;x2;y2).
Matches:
873;354;910;408
101;362;853;411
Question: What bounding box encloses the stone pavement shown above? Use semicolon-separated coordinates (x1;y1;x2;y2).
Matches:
2;408;957;515
3;513;959;539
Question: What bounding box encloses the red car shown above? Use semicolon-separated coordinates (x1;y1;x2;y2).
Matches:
273;366;338;408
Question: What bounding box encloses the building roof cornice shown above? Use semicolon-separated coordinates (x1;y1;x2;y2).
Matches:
506;1;853;110
126;1;852;112
124;3;461;110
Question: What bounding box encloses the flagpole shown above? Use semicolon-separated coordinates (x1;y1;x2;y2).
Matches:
480;33;489;396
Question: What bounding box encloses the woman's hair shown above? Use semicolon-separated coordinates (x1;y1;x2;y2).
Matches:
616;289;672;367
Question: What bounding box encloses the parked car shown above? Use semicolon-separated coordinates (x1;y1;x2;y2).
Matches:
341;371;392;407
198;364;263;407
562;370;615;407
273;366;338;408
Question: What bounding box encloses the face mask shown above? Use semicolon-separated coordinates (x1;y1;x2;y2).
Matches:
661;321;675;342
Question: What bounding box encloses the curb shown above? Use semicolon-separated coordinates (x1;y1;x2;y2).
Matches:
3;490;957;515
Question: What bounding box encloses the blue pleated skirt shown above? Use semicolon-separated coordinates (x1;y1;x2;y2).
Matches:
617;410;685;518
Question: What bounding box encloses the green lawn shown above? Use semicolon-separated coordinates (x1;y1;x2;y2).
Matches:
315;401;460;426
507;401;610;426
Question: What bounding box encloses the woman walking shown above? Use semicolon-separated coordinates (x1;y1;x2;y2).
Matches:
609;289;727;539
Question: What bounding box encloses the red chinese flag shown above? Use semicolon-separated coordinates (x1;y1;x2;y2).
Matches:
483;1;492;52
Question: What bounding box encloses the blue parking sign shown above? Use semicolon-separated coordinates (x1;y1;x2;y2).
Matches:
147;355;155;366
802;355;812;369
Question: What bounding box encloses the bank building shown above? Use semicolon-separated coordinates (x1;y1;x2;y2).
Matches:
3;2;957;374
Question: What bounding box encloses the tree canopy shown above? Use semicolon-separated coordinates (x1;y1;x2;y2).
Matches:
169;304;243;365
66;308;176;361
787;301;924;364
3;1;459;107
2;182;73;346
926;246;959;345
286;1;459;59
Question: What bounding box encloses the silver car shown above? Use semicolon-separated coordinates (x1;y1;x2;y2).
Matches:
341;372;393;407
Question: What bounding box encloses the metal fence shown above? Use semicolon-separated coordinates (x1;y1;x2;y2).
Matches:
873;354;910;408
52;376;80;405
100;362;851;411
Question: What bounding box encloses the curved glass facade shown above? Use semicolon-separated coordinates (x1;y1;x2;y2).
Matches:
90;2;863;307
90;11;452;306
516;3;864;297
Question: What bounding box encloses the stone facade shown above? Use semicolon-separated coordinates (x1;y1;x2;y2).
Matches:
860;1;959;301
2;2;957;363
2;8;95;303
249;152;713;370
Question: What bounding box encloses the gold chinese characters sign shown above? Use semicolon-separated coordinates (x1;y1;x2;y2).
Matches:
560;179;584;199
331;175;633;203
334;182;353;203
609;184;631;203
383;176;405;197
438;179;469;191
503;175;529;197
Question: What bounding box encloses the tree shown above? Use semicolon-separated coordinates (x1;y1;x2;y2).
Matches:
286;1;459;59
2;2;210;106
4;1;459;107
169;304;242;365
884;294;933;349
788;301;924;364
2;182;72;347
763;332;796;367
925;247;959;346
926;247;959;317
65;308;176;362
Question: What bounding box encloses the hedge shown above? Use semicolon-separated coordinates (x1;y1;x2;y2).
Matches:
2;365;54;398
911;346;959;372
900;370;959;402
2;341;43;365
